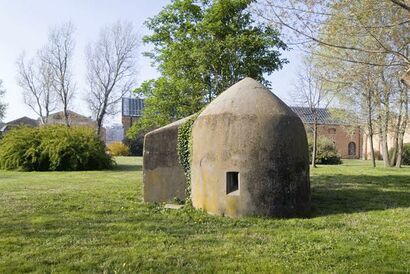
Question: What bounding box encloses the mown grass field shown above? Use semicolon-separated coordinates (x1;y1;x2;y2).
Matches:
0;157;409;273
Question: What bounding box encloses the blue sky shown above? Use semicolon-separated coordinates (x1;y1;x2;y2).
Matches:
0;0;300;124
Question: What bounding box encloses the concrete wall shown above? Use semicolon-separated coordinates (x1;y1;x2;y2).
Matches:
143;117;191;203
191;78;311;217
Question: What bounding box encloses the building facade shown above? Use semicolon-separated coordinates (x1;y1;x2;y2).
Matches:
121;97;144;136
362;129;410;160
290;107;361;159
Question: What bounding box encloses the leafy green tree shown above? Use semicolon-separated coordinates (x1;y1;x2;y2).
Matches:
128;0;287;136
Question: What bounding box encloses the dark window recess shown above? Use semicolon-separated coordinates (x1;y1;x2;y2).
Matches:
348;142;356;156
226;172;239;194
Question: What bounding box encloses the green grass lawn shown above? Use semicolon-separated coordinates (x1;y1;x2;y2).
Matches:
0;157;409;273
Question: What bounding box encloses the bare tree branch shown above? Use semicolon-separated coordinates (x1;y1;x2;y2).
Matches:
0;79;7;120
257;0;410;68
86;21;139;135
16;53;57;124
40;22;76;126
389;0;410;12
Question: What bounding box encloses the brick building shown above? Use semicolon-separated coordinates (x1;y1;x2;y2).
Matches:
291;107;362;159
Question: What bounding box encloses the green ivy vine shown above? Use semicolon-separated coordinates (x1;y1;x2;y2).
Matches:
177;112;200;204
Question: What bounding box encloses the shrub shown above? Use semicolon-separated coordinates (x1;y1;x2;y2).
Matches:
308;136;342;165
389;143;410;166
403;143;410;165
123;134;144;156
107;142;129;156
373;150;383;161
0;125;113;171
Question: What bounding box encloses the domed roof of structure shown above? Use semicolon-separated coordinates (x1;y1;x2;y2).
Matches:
200;77;297;118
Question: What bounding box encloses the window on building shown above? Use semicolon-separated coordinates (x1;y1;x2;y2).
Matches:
328;128;336;134
122;98;144;117
226;172;239;195
348;142;356;156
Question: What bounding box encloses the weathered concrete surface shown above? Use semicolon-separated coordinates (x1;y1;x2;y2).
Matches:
143;116;191;203
191;77;311;217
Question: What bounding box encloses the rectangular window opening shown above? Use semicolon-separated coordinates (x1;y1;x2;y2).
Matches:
226;172;239;195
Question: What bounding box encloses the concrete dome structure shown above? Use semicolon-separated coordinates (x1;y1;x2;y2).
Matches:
191;78;310;217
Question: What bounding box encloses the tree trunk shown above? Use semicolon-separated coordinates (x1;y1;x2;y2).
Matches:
63;103;70;127
381;133;391;167
391;90;404;166
369;131;376;168
311;120;318;168
390;129;399;166
380;104;391;167
396;133;404;167
362;133;367;160
96;101;108;138
96;119;102;136
44;106;49;124
396;87;409;167
367;89;376;167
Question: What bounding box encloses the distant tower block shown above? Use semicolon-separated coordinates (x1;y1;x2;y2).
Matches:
191;78;311;217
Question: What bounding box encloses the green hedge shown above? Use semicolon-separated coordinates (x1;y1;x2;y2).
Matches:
176;113;200;203
0;125;113;171
308;136;342;165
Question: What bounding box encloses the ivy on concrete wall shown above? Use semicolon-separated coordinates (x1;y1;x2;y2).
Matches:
176;113;200;204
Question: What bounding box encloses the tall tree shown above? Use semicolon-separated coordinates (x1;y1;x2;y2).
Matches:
16;53;56;124
263;0;409;167
40;22;76;126
395;83;409;167
315;0;409;167
390;81;409;167
316;49;389;167
293;56;332;168
85;21;139;135
0;79;6;121
128;0;287;136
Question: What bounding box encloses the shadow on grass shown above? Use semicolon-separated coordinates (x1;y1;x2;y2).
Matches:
113;163;142;172
311;174;410;217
